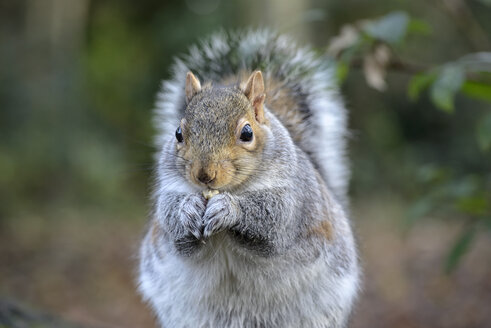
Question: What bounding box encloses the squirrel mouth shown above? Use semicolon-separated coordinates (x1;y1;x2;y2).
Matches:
202;189;220;199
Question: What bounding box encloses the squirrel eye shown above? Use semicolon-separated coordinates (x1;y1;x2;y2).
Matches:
175;126;183;143
239;124;253;142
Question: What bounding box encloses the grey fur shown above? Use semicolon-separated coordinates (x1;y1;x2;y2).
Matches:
139;30;359;328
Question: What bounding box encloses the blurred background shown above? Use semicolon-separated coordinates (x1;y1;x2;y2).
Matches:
1;0;490;327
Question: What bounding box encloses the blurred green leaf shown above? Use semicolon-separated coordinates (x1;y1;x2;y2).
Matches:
430;65;465;112
476;0;491;5
445;225;476;273
447;176;480;198
416;165;452;186
407;18;432;36
461;81;491;102
456;195;490;216
335;61;350;84
457;52;491;72
363;11;410;44
408;72;436;100
476;113;491;151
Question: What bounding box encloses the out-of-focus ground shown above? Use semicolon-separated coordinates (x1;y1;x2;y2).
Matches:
1;195;489;328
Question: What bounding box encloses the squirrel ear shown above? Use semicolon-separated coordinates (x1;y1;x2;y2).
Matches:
243;70;264;101
243;70;266;124
185;71;201;103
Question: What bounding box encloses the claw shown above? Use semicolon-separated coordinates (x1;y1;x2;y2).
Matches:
203;220;216;239
190;227;202;240
178;194;208;240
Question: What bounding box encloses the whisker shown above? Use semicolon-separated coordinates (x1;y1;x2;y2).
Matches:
159;150;191;163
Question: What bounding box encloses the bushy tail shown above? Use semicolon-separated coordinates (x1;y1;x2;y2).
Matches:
154;30;349;206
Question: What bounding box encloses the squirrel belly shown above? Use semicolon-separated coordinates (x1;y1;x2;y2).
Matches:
139;30;359;328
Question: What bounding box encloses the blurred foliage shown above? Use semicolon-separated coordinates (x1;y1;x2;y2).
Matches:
327;6;491;271
0;0;490;273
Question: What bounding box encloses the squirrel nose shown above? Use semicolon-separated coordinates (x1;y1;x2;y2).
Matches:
196;169;216;185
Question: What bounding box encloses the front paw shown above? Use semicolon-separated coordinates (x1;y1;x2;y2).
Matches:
179;194;207;240
202;193;238;238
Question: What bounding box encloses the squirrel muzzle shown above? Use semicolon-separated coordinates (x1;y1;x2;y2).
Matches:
190;160;233;189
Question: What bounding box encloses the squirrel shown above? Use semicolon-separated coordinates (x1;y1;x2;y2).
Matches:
138;30;360;328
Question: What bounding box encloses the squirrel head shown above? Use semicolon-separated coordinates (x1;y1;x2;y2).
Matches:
174;70;268;191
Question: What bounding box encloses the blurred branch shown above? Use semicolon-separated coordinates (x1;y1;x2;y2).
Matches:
349;55;488;83
349;56;428;75
329;10;490;94
436;0;491;51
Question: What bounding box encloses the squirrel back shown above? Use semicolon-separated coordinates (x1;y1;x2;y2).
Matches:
155;30;349;206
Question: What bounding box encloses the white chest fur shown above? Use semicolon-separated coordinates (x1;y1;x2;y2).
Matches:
139;234;357;328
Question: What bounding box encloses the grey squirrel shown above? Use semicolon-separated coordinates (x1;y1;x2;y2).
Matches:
138;30;360;328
